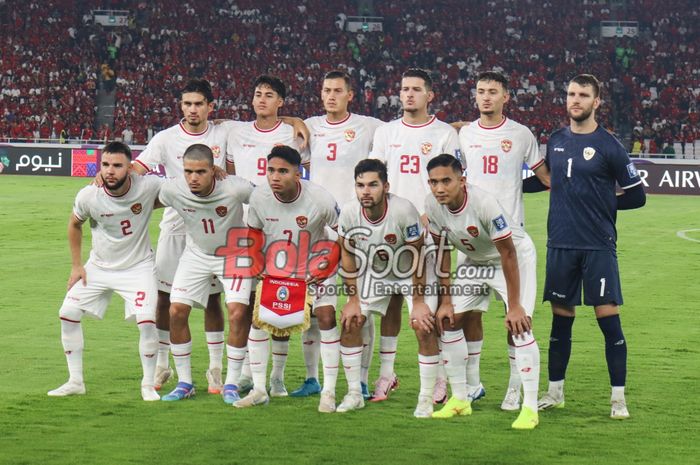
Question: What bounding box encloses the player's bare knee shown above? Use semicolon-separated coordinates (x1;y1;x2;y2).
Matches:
226;302;249;325
315;306;337;330
169;302;191;322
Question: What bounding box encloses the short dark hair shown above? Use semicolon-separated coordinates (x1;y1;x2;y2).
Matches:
183;144;214;166
354;159;388;183
477;71;509;91
103;141;132;160
267;145;301;167
570;74;601;98
323;70;352;90
182;78;214;103
254;75;286;99
426;153;463;175
402;68;433;91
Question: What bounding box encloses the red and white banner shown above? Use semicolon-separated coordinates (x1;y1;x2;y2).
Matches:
253;276;310;336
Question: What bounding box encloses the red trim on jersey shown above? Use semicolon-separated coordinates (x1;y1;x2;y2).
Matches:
477;116;507;130
179;119;209;136
247;225;263;231
273;181;302;203
103;175;132;198
401;115;437;128
253;120;283;133
134;159;151;172
326;112;352;125
529;159;545;171
361;196;388;225
448;188;468;215
492;231;512;242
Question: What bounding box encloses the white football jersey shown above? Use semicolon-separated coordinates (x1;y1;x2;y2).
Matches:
459;117;544;229
134;120;238;234
158;176;253;255
370;116;460;214
305;113;384;206
73;174;162;270
248;180;339;279
425;185;516;264
338;194;422;279
226;120;309;186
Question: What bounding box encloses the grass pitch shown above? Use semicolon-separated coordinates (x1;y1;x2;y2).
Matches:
0;175;698;465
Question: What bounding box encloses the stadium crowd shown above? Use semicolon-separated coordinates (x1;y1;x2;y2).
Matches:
0;0;698;152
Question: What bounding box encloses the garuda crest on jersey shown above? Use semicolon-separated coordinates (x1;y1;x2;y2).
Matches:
384;234;397;245
467;226;479;238
130;203;143;215
344;129;356;142
501;139;513;153
583;147;596;160
296;215;308;229
216;206;228;217
421;142;433;155
211;145;221;158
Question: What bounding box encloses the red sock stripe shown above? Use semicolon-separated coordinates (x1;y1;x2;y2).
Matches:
321;339;341;344
468;351;481;356
207;341;224;345
380;350;397;354
514;339;536;349
272;352;288;356
324;365;339;369
509;356;516;360
159;341;170;345
137;320;156;325
341;350;363;356
441;337;464;344
227;356;245;361
172;352;191;357
248;337;269;343
59;317;80;324
419;361;439;365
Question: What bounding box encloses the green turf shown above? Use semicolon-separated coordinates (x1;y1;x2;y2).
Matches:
0;176;698;465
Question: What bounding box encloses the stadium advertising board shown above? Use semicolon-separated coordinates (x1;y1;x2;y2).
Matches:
0;146;72;176
633;161;700;195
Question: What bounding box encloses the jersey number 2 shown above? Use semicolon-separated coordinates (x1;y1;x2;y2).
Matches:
120;220;132;236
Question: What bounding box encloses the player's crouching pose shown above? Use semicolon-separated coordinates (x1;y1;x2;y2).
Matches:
425;154;541;429
337;159;439;417
49;142;163;401
157;144;254;402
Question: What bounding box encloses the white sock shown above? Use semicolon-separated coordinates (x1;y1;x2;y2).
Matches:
137;320;158;387
320;327;340;394
241;350;252;379
436;343;447;381
171;341;193;385
225;344;247;386
361;315;375;384
270;339;289;381
156;329;170;370
513;331;540;411
441;330;468;401
205;331;224;371
507;345;521;390
341;345;362;394
549;379;565;395
418;354;439;398
59;312;84;384
466;340;483;388
301;317;320;380
379;336;398;378
247;328;269;393
611;385;625;401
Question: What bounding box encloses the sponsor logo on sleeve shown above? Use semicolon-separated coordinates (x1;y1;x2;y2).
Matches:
492;215;508;231
406;223;420;238
626;163;638;178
